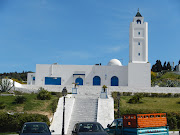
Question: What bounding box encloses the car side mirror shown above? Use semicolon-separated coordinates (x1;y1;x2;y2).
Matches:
107;124;110;128
51;130;55;132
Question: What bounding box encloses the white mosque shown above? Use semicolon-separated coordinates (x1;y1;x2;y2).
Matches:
27;10;151;87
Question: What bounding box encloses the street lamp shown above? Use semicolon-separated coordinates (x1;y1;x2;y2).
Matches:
117;92;120;118
62;87;67;135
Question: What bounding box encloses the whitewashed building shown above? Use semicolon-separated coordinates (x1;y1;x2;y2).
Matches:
27;10;151;87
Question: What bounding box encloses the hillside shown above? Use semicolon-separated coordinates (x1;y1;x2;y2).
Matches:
151;71;180;87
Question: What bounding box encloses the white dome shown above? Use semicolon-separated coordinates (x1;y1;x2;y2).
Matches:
108;59;122;66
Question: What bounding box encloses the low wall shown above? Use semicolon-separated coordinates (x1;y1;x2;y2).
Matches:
50;94;75;134
17;85;180;94
97;96;114;128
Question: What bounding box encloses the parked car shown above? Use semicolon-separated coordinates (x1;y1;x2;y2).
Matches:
18;122;54;135
72;122;108;135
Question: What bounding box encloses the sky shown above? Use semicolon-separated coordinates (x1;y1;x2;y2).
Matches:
0;0;179;73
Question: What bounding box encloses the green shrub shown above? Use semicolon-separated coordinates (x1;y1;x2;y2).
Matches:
174;93;180;97
128;94;143;104
14;91;23;95
123;92;132;96
51;99;59;113
0;101;5;109
14;96;27;104
151;93;159;97
0;112;50;132
37;87;51;100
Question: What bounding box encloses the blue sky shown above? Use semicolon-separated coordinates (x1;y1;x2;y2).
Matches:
0;0;179;72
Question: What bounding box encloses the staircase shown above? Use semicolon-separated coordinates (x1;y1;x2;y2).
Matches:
67;95;98;134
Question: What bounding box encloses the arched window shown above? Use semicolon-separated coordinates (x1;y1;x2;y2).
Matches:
137;19;141;24
75;77;83;85
93;76;101;86
111;76;119;86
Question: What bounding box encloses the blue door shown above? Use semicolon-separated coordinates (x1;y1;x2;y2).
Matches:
111;76;119;86
45;77;61;85
75;77;83;85
93;76;101;86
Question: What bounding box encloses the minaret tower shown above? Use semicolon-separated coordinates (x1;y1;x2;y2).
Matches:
129;8;148;63
128;9;151;87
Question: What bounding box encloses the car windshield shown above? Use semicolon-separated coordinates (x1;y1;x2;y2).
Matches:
78;123;104;132
22;123;50;133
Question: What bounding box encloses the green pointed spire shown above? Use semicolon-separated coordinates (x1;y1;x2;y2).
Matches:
135;8;142;17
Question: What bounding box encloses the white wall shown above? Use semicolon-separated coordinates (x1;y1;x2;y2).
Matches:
34;64;128;86
27;73;36;85
128;63;151;87
129;16;148;63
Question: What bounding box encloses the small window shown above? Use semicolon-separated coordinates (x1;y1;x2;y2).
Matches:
138;32;140;35
138;53;140;56
138;42;140;45
137;19;141;24
33;77;35;81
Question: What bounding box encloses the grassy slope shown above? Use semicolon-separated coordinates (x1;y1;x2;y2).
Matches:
120;96;180;113
0;93;59;118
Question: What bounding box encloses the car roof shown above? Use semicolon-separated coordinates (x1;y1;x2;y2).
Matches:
24;122;47;125
77;122;101;124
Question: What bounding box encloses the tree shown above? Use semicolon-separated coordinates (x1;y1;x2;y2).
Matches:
0;79;14;93
167;62;171;71
163;61;167;70
151;60;162;72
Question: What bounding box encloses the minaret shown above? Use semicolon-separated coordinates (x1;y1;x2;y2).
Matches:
128;9;151;87
129;8;148;63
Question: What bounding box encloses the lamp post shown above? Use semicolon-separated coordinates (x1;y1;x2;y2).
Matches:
117;92;120;118
62;87;67;135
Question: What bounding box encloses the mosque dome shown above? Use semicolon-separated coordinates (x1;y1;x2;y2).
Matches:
108;59;122;66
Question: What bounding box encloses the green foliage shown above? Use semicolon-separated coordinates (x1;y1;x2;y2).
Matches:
151;72;180;87
128;94;143;104
0;112;49;132
0;102;5;109
151;60;163;72
51;99;58;113
37;87;51;100
0;71;32;83
0;79;13;93
14;96;27;104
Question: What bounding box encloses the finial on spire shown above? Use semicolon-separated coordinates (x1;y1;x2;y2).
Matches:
135;8;142;17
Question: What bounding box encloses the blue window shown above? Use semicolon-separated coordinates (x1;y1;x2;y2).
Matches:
111;76;119;86
45;77;61;85
75;77;83;85
138;42;140;45
137;19;141;24
138;53;140;56
33;77;35;81
93;76;101;86
138;32;140;35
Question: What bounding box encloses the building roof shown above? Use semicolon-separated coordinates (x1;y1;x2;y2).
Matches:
108;59;122;66
135;8;142;17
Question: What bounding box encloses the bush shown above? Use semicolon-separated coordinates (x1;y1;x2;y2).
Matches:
51;99;59;113
14;96;27;104
128;94;143;104
0;101;5;109
123;92;132;96
37;87;51;100
0;112;49;132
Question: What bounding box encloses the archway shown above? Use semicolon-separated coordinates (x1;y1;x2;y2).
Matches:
75;77;83;85
93;76;101;86
111;76;119;86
